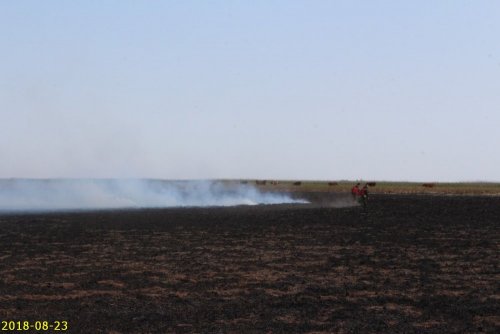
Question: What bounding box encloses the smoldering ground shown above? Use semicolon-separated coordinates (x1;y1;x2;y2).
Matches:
0;179;309;212
1;195;498;333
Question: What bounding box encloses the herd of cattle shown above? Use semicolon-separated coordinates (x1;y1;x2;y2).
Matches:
249;180;372;186
248;181;437;188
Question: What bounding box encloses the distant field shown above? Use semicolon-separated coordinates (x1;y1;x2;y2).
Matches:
233;180;500;195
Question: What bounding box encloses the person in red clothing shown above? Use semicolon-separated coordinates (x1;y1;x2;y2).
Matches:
351;183;361;200
359;184;369;207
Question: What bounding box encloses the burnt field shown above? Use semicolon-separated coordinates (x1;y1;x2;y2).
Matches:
0;194;499;333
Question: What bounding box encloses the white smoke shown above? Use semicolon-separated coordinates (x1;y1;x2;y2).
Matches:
0;179;308;212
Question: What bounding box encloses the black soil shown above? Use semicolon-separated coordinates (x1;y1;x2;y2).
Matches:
0;195;499;333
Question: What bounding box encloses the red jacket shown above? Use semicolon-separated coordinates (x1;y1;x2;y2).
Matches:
351;186;360;195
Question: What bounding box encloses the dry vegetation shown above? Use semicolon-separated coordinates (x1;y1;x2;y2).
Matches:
239;180;500;195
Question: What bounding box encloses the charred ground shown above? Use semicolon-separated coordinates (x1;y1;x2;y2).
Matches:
0;194;498;333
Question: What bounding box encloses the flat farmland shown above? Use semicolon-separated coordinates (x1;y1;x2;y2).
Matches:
249;180;500;196
0;194;498;333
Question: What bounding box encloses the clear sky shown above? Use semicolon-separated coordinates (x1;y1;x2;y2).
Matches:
1;1;499;181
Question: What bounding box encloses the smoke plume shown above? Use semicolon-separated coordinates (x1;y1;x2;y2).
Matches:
0;179;307;212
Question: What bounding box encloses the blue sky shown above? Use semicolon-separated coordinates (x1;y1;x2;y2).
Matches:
1;1;499;181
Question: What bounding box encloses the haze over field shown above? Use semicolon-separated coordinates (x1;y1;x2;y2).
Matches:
0;179;307;211
1;1;499;181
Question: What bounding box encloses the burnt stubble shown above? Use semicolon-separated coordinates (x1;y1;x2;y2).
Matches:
0;195;498;333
